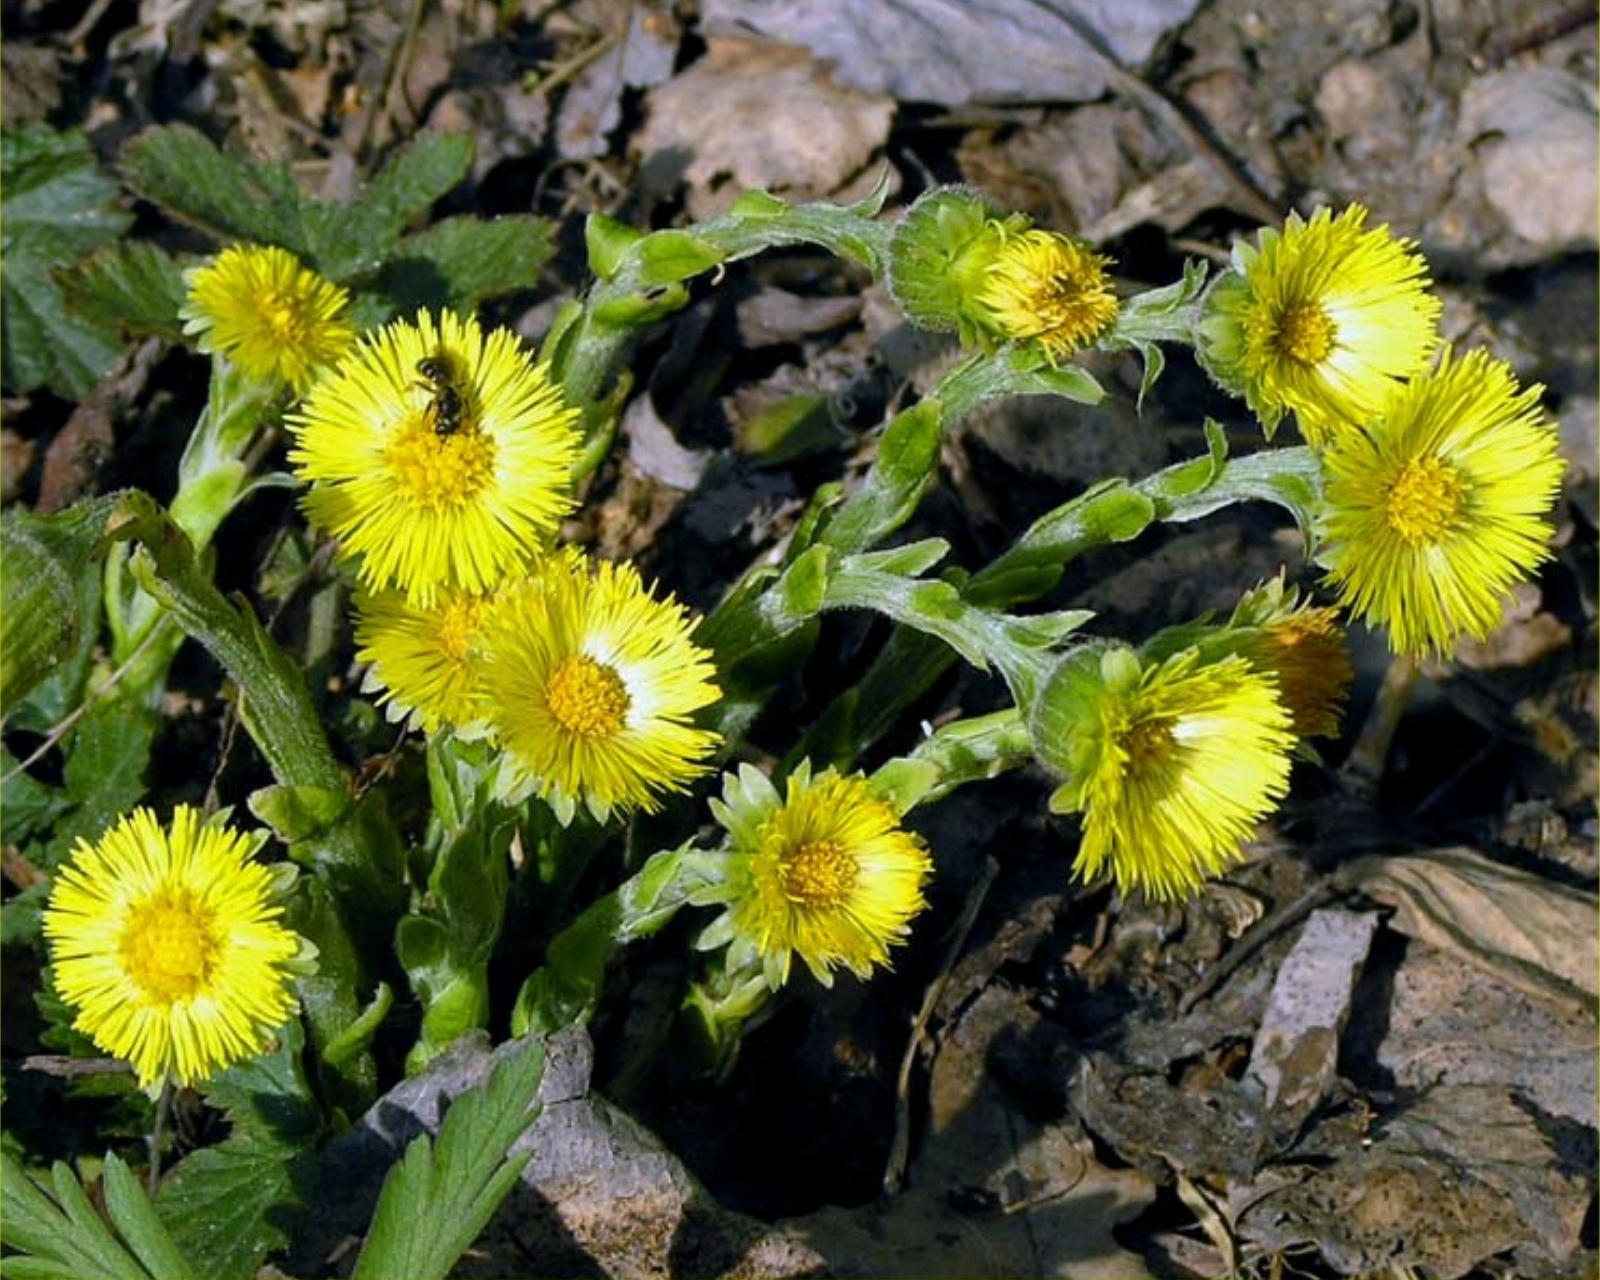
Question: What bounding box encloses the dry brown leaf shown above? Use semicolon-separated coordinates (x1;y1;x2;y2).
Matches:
1352;847;1599;1013
636;37;894;219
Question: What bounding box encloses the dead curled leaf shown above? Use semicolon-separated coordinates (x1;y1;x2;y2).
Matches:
1348;847;1599;1014
635;37;894;219
1233;1084;1591;1279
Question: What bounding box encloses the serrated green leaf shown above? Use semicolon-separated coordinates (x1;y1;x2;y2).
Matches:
1;881;51;948
59;242;188;342
303;133;475;279
2;124;134;396
56;694;159;851
119;124;304;252
0;1151;191;1280
350;1041;545;1280
156;1023;318;1280
372;214;556;313
2;126;133;256
99;1156;194;1280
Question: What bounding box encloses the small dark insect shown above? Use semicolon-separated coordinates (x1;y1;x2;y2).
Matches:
415;351;466;436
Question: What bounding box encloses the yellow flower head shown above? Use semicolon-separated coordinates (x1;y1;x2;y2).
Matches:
354;584;495;734
1034;648;1295;901
1317;348;1565;659
481;548;721;822
287;310;581;606
1225;577;1352;740
181;244;354;391
972;226;1120;362
42;806;303;1090
1196;205;1441;445
696;762;933;989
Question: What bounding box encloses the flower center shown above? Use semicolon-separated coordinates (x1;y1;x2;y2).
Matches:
119;889;220;1005
436;595;488;662
260;288;309;345
1275;301;1336;364
780;838;858;905
385;422;496;512
545;655;630;737
1385;454;1464;545
1126;717;1176;771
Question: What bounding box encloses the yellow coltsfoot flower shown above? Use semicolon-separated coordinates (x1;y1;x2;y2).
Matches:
181;244;354;391
1317;348;1565;659
354;584;496;734
1196;205;1441;446
42;806;305;1091
971;225;1120;362
886;187;1117;361
481;548;721;822
287;309;581;606
695;762;933;989
1032;647;1295;901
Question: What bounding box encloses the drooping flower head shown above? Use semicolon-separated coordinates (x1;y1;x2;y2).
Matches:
481;547;721;822
1196;205;1441;446
286;309;581;606
354;584;496;734
181;244;354;391
970;225;1120;362
887;187;1117;361
1317;347;1565;658
42;806;305;1090
694;762;933;989
1031;647;1295;901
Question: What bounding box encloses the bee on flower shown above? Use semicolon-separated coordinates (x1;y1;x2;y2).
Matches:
42;806;310;1091
1195;205;1441;447
286;309;582;606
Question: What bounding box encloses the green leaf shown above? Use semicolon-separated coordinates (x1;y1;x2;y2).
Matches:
303;133;474;279
1;125;134;396
1;881;51;947
1;508;87;711
0;1151;193;1280
632;229;727;287
156;1021;319;1280
0;746;71;851
56;692;160;851
512;846;696;1036
397;817;512;1071
373;214;556;313
119;124;304;252
818;400;942;555
584;213;644;280
350;1040;545;1280
59;243;189;342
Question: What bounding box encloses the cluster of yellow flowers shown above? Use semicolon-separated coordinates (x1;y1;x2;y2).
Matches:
957;204;1562;902
45;246;940;1088
283;305;722;821
39;199;1566;1088
1196;205;1565;660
